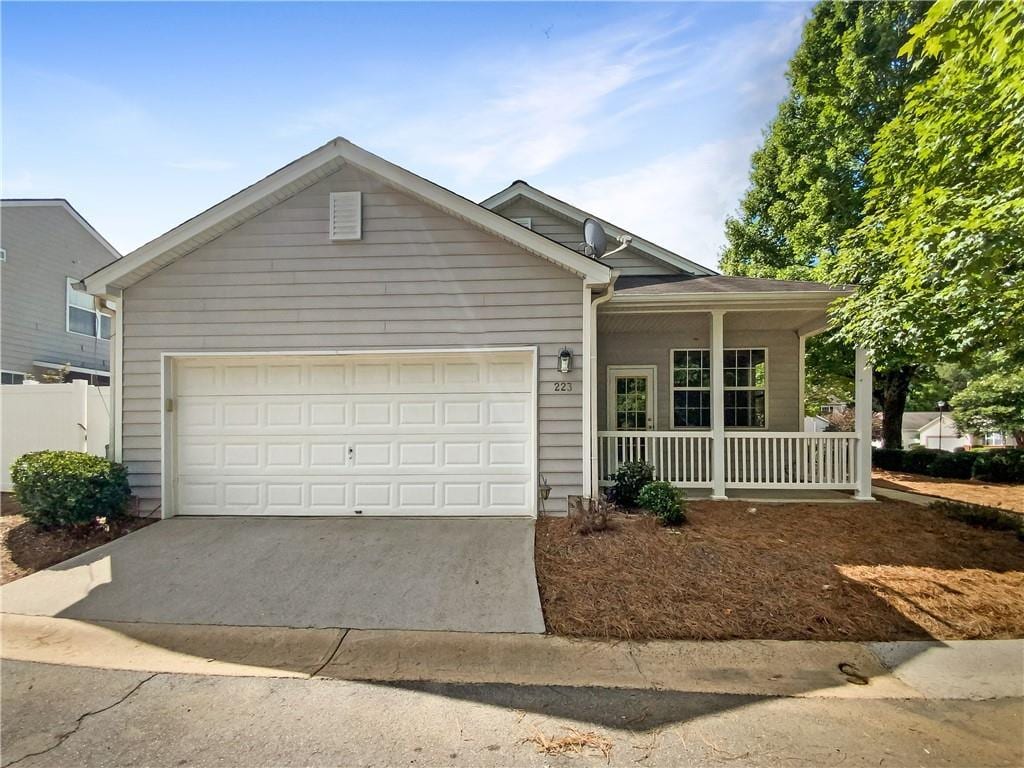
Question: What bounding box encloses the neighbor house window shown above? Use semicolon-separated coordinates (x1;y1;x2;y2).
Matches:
672;350;711;428
671;348;767;429
1;371;25;385
66;278;111;339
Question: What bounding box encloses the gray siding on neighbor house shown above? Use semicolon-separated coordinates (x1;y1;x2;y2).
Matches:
122;166;586;511
0;204;115;378
496;200;680;277
597;312;803;433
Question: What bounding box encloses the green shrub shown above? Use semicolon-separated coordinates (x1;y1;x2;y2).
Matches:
636;481;686;526
927;451;979;480
607;461;655;508
902;447;942;475
931;500;1024;541
872;448;904;471
10;451;131;529
972;449;1024;484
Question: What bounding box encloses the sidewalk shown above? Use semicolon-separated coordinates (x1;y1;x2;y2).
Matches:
3;613;1021;701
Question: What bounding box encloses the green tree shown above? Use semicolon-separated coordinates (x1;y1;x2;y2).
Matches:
833;0;1024;367
719;0;934;447
951;369;1024;447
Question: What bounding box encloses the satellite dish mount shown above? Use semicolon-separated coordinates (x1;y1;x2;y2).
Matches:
582;217;632;260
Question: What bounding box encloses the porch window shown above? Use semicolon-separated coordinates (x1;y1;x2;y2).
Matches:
671;348;767;429
672;350;711;428
724;349;766;427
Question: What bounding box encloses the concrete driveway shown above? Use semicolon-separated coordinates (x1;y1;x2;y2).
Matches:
0;517;545;633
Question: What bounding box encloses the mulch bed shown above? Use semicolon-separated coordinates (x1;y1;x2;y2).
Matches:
1;494;154;584
873;469;1024;514
535;500;1024;642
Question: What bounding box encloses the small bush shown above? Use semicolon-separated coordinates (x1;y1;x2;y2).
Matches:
11;451;131;530
902;447;942;475
972;449;1024;484
608;461;655;508
637;481;686;526
872;448;904;472
927;451;979;480
931;500;1024;541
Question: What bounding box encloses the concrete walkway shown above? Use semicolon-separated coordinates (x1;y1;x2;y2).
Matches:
0;517;545;633
3;614;1021;701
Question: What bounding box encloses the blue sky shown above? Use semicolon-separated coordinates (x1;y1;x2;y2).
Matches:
2;2;809;269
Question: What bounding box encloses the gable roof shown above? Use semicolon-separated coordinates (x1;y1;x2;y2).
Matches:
1;199;122;260
480;180;717;277
901;412;942;433
81;138;612;295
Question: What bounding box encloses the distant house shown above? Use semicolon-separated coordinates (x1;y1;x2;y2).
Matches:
1;200;121;384
900;412;965;451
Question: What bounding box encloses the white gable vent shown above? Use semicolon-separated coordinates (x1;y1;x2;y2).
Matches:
510;217;532;229
329;191;362;241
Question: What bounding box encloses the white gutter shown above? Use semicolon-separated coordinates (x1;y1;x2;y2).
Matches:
585;271;619;497
607;289;851;305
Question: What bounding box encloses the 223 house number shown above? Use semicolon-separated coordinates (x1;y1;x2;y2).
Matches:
552;382;573;392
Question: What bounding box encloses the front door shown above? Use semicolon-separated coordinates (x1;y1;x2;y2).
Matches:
607;366;656;431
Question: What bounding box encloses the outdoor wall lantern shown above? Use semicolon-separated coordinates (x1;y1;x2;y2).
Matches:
558;348;573;374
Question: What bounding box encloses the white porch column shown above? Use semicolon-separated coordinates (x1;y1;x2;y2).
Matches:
854;346;874;500
711;310;727;499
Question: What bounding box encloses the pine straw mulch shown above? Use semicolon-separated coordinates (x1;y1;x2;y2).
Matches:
873;469;1024;514
1;495;154;585
534;500;1024;641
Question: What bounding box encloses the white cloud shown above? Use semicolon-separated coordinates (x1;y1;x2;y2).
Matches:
549;136;757;271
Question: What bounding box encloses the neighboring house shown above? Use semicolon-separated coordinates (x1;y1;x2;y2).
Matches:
804;414;830;433
1;200;121;384
901;412;967;451
81;138;875;518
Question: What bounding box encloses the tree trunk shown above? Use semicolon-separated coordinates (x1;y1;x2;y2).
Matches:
876;365;917;450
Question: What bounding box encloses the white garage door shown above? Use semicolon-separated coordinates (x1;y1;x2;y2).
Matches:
172;351;535;516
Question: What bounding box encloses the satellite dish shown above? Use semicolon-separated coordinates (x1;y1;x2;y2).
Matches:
583;218;607;258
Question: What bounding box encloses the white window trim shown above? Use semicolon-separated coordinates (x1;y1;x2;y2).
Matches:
66;277;111;339
606;365;658;431
1;369;27;384
670;348;769;430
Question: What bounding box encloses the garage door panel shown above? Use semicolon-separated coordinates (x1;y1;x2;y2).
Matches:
174;351;535;516
175;474;533;516
176;392;532;434
174;353;532;397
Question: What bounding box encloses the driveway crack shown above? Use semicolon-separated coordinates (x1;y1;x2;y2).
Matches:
3;673;159;768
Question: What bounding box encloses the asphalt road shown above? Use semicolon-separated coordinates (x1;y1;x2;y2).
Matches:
3;659;1021;768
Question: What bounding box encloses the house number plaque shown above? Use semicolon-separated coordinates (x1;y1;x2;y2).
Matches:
552;382;573;392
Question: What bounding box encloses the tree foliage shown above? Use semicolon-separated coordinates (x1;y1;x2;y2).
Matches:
719;0;935;447
951;369;1024;447
832;0;1024;361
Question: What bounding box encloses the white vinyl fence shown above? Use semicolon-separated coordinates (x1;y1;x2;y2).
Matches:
1;381;111;491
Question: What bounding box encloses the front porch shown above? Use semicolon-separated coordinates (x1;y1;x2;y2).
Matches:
590;275;873;500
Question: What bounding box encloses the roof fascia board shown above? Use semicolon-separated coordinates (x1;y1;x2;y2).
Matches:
3;199;121;261
607;289;847;305
481;183;716;277
82;142;343;294
84;140;610;295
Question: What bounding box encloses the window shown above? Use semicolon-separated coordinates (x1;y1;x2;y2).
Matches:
671;348;767;429
1;371;25;385
723;349;766;428
66;278;111;339
672;350;710;428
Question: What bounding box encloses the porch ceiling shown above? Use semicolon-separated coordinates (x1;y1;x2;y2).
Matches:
598;308;827;334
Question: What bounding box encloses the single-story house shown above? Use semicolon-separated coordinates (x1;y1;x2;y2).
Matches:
81;138;874;518
902;412;965;451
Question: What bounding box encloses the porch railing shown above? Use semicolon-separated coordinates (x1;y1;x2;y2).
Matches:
598;431;714;487
598;431;860;490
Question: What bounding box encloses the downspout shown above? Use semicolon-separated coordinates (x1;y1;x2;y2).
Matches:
586;270;619;497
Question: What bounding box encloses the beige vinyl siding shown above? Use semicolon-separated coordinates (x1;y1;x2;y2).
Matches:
0;205;116;376
496;200;679;277
597;312;802;432
122;166;585;512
